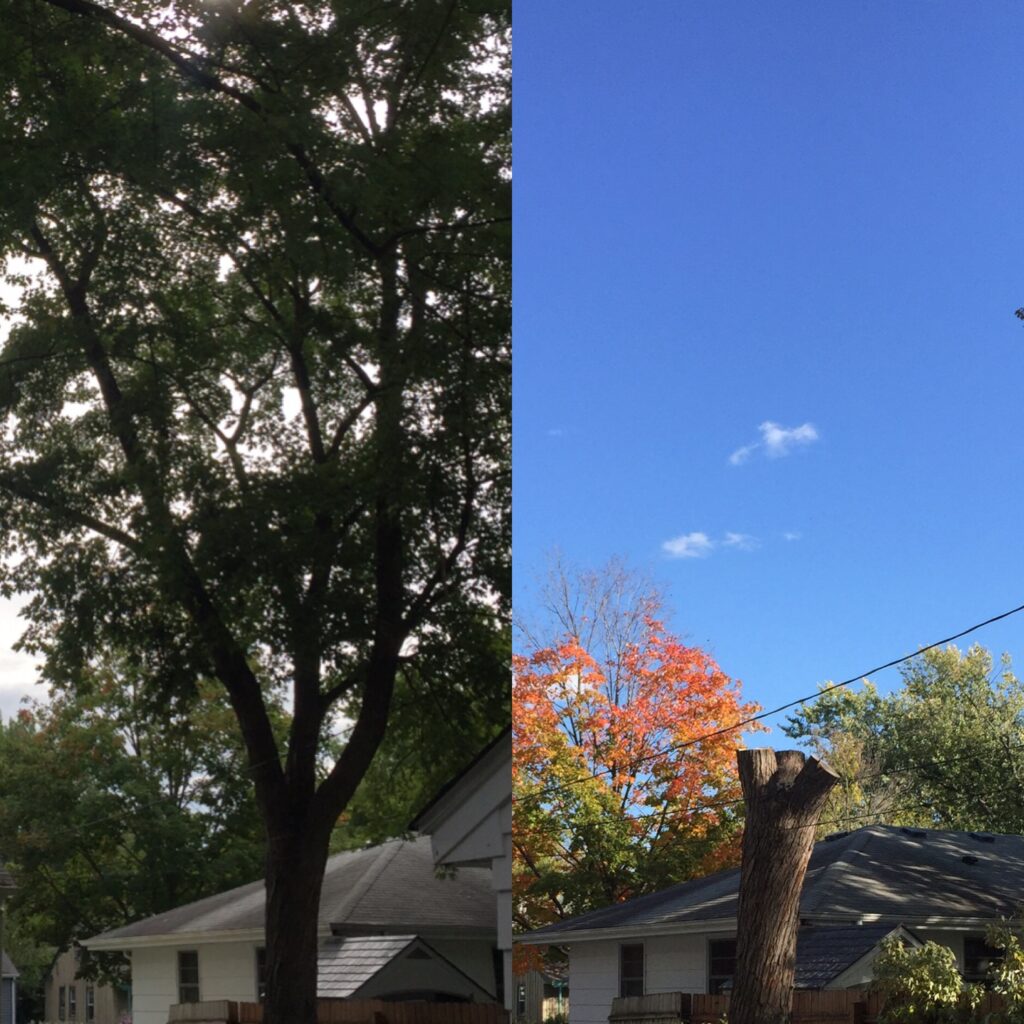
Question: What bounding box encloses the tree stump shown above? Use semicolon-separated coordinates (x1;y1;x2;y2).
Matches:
728;749;839;1024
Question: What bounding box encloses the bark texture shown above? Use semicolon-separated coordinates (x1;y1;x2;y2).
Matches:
729;749;839;1024
263;820;332;1024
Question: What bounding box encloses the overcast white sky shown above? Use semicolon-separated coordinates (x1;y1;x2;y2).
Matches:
0;271;48;717
0;597;43;718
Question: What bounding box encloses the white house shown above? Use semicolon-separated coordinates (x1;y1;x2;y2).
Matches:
522;826;1024;1024
411;728;513;1012
84;836;499;1024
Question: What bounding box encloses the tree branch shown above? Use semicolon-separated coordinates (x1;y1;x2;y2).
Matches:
35;0;382;257
29;214;288;816
0;472;142;552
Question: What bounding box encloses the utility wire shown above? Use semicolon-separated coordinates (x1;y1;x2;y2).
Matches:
517;599;1024;806
514;732;1024;841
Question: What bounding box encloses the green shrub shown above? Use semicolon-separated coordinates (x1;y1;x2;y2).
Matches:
872;936;982;1023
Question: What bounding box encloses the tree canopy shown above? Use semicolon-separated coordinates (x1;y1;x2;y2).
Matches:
0;666;286;958
784;644;1024;835
513;561;760;946
0;0;509;1018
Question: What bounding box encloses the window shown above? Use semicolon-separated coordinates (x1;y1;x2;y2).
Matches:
619;943;644;997
255;948;267;1002
86;986;95;1022
709;938;737;994
964;936;1003;983
68;985;77;1019
178;950;200;1004
516;983;527;1016
58;985;66;1021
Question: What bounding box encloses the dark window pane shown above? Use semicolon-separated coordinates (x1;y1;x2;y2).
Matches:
964;936;1003;982
709;938;737;994
256;948;267;1001
620;943;644;997
178;951;200;1003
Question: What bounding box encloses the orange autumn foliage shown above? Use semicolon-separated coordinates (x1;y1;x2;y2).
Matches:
513;617;761;935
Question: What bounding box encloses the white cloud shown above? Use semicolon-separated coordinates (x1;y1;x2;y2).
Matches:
783;531;802;542
662;532;714;559
728;443;757;466
723;532;759;551
729;421;819;465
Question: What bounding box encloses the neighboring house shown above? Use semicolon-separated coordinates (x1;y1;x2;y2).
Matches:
513;963;569;1023
42;947;130;1024
522;826;1024;1024
411;727;513;1012
84;836;499;1024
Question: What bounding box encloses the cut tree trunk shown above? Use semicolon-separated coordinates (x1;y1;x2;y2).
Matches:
728;749;839;1024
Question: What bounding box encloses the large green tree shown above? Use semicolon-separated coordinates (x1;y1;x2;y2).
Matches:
784;644;1024;834
0;2;509;1019
0;668;286;962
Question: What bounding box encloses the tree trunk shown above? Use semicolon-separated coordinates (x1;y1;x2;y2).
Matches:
262;820;332;1024
729;749;839;1024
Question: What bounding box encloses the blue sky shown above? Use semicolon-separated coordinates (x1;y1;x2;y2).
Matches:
514;2;1024;738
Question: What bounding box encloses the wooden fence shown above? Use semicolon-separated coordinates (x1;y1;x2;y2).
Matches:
609;991;1009;1024
168;999;510;1024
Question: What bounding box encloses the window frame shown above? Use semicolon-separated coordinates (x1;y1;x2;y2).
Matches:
58;985;67;1022
68;984;77;1019
619;942;645;998
177;949;201;1004
85;985;95;1022
708;936;737;995
964;935;1003;983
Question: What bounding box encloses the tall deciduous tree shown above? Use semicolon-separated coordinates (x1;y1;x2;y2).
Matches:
0;2;509;1020
513;560;760;934
784;645;1024;835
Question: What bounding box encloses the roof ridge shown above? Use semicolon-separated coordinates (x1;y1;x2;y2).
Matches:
802;826;879;917
329;839;406;926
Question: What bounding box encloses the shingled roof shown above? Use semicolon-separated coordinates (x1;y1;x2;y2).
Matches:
793;924;902;988
526;825;1024;941
85;836;494;949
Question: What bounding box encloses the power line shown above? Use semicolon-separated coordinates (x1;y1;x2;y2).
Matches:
513;733;1024;842
517;599;1024;806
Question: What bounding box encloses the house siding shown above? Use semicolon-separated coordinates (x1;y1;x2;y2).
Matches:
566;925;1002;1023
646;933;711;994
43;948;128;1024
429;939;498;997
129;936;495;1023
568;942;618;1024
568;932;717;1022
130;942;261;1024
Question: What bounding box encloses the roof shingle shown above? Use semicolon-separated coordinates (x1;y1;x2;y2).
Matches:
526;826;1024;940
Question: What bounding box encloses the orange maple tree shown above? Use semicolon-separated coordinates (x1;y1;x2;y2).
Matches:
513;574;761;952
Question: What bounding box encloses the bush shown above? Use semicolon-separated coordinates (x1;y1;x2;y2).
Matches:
872;937;982;1023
